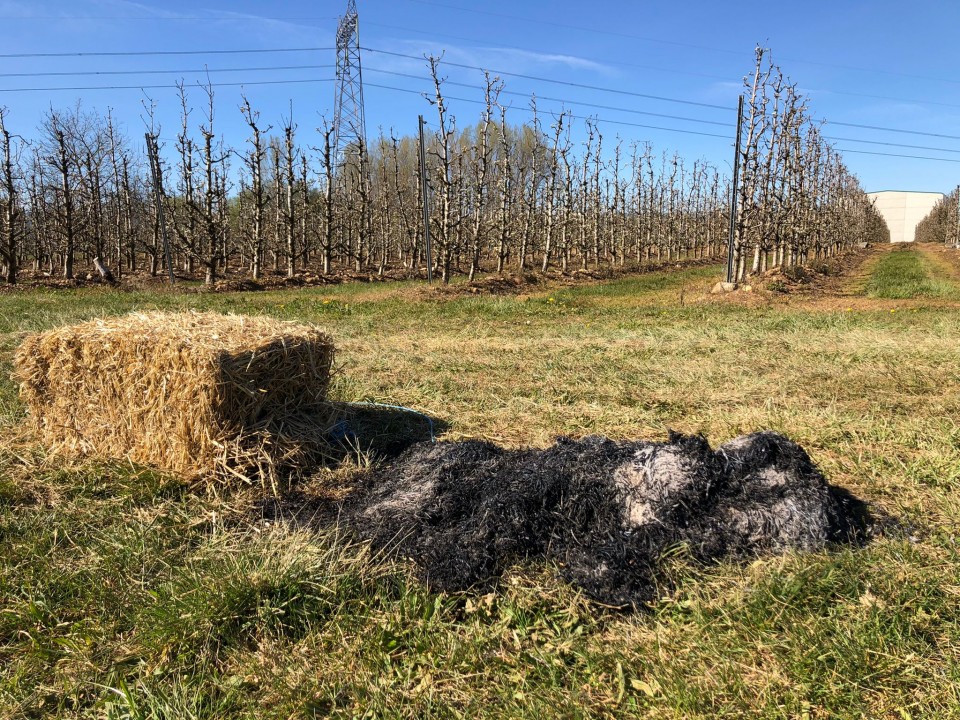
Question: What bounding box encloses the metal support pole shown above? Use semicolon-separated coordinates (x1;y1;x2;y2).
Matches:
955;184;959;247
144;133;175;284
726;95;744;284
419;114;433;283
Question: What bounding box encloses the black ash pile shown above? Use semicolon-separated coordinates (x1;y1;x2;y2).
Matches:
347;431;871;607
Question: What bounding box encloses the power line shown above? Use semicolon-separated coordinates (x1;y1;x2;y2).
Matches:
368;67;960;155
812;87;960;112
0;38;952;164
825;120;960;142
20;1;960;94
403;0;743;58
365;67;732;127
369;72;960;160
23;14;952;114
401;0;960;89
837;148;960;164
0;47;333;59
367;64;960;158
6;64;951;157
365;82;732;140
365;20;960;112
0;15;337;21
1;31;954;120
1;11;957;117
380;68;960;156
363;47;732;111
779;56;960;88
0;78;335;93
362;20;737;82
823;136;960;156
0;65;333;79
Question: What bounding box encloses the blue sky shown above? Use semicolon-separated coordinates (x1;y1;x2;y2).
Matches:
1;0;958;193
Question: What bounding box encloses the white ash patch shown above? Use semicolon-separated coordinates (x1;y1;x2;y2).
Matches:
362;477;437;518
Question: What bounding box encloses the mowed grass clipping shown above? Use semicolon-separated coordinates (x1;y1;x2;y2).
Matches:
1;257;960;718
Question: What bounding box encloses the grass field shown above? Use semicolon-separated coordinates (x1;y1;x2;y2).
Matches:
863;242;960;300
2;244;960;718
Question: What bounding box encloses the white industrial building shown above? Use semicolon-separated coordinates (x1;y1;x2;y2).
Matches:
867;190;945;243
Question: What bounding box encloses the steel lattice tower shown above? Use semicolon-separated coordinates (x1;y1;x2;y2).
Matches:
333;0;367;172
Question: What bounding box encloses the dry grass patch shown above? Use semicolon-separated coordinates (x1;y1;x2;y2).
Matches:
2;260;960;718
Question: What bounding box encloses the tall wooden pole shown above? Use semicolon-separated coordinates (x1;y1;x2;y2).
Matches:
726;95;744;284
418;114;433;283
145;133;175;284
955;184;959;247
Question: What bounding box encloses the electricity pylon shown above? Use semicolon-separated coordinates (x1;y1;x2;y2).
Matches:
333;0;367;173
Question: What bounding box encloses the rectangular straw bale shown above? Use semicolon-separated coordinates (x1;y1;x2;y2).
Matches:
13;311;336;484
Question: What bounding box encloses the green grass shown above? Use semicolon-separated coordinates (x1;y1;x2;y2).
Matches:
2;260;960;718
864;244;960;299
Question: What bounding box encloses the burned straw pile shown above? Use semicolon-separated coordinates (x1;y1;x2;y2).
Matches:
14;311;336;486
348;431;871;607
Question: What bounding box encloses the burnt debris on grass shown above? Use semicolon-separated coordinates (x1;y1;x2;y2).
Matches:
346;431;873;608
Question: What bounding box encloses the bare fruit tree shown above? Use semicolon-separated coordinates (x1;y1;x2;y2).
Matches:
0;52;888;284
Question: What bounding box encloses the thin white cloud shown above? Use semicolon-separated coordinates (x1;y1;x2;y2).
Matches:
86;0;334;43
858;102;930;118
381;38;614;78
0;0;43;16
92;0;183;19
702;80;742;104
193;5;333;40
471;47;612;74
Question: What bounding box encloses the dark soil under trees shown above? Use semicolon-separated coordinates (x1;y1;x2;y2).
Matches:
0;253;720;296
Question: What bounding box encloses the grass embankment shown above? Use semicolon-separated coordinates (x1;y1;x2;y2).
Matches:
1;260;960;718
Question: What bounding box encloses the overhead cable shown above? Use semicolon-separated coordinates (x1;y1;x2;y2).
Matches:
362;21;737;82
401;0;960;87
836;148;960;164
0;47;333;59
365;67;732;127
362;47;732;111
402;0;742;57
824;135;960;155
0;65;334;78
365;82;732;139
0;78;335;93
826;120;960;142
